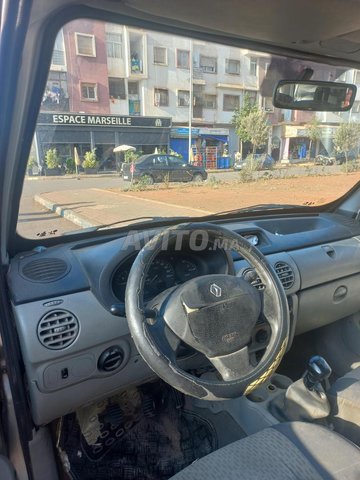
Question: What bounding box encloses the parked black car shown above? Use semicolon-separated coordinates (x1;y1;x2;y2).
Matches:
122;154;207;183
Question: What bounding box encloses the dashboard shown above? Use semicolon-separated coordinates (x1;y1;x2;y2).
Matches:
112;250;229;302
7;212;360;425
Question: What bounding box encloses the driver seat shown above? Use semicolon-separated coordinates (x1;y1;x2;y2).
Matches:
170;421;360;479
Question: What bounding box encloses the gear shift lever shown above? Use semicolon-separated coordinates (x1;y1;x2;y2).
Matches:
304;355;332;391
271;356;331;422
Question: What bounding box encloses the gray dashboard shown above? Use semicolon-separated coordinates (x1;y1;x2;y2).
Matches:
7;212;360;424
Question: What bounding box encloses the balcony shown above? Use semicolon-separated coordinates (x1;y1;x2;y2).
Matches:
192;67;204;81
41;92;69;112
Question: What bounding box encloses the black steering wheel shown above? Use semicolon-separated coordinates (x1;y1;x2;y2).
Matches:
125;223;290;400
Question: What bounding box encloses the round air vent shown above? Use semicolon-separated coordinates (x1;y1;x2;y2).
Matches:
274;261;295;290
37;310;79;350
242;268;265;290
22;258;69;282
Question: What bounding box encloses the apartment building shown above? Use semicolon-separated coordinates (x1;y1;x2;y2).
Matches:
36;18;360;166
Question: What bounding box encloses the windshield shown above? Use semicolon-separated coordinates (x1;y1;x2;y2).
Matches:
18;19;360;238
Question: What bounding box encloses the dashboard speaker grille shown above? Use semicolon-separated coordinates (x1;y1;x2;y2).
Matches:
22;258;68;282
37;310;79;350
274;261;295;289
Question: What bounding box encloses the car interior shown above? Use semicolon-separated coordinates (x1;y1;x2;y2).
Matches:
3;0;360;479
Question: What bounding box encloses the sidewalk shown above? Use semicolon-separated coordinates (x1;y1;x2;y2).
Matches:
35;188;213;228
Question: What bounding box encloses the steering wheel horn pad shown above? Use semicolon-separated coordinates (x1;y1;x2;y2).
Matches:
163;274;262;358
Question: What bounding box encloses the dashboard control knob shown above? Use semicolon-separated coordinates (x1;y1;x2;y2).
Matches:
98;346;124;372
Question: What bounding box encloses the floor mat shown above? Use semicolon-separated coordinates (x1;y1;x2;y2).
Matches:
57;383;217;480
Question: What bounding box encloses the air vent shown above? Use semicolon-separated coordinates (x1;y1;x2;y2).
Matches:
22;258;68;282
274;262;295;290
37;310;79;350
242;268;265;290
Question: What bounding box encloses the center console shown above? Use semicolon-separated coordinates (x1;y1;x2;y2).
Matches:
192;356;347;440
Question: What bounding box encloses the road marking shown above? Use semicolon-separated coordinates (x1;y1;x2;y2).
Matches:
92;188;214;215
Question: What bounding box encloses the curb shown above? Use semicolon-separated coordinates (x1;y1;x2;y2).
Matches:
35;194;96;228
27;173;122;181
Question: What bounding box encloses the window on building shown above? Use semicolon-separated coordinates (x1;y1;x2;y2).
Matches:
223;94;239;111
204;94;217;109
177;90;190;107
154;88;169;106
80;83;97;101
176;49;190;69
106;32;122;58
108;78;126;100
250;57;258;76
129;99;141;115
51;31;66;66
200;55;217;73
263;96;274;112
244;90;258;106
153;46;167;65
128;82;139;95
75;33;96;56
225;59;240;75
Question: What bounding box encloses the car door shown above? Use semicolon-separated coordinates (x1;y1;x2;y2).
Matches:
151;155;169;181
167;156;189;182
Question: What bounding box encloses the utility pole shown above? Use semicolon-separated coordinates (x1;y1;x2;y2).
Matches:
188;39;193;163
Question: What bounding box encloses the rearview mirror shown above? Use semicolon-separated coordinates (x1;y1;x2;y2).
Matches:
273;80;356;111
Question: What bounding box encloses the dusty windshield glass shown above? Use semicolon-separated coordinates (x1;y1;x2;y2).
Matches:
18;19;360;238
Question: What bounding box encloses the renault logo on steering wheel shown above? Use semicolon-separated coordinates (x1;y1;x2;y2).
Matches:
210;283;222;297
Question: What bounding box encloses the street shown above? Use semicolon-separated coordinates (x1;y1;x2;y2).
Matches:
18;164;343;238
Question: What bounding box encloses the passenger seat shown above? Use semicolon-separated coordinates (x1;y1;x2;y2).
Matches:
329;367;360;445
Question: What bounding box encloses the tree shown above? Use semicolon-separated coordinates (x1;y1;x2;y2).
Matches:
44;148;60;169
333;122;360;173
232;93;257;158
306;117;322;159
82;149;98;169
240;109;270;169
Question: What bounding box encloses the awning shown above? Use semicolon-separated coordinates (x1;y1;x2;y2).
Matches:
200;134;228;142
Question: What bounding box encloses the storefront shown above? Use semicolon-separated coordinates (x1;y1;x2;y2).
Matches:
198;128;229;155
279;124;337;162
169;127;200;161
170;126;229;164
35;113;172;169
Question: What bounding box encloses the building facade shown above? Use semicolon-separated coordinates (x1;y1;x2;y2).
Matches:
37;19;360;167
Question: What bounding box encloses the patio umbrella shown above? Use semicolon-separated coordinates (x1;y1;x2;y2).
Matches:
74;147;81;166
113;145;136;153
74;147;81;176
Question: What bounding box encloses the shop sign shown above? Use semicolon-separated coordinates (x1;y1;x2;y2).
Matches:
37;113;171;128
171;127;200;136
199;127;229;135
284;126;307;138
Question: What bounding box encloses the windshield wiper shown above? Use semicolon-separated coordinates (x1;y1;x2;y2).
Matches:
212;203;308;217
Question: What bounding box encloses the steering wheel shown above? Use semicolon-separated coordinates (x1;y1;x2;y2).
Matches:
125;223;290;400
